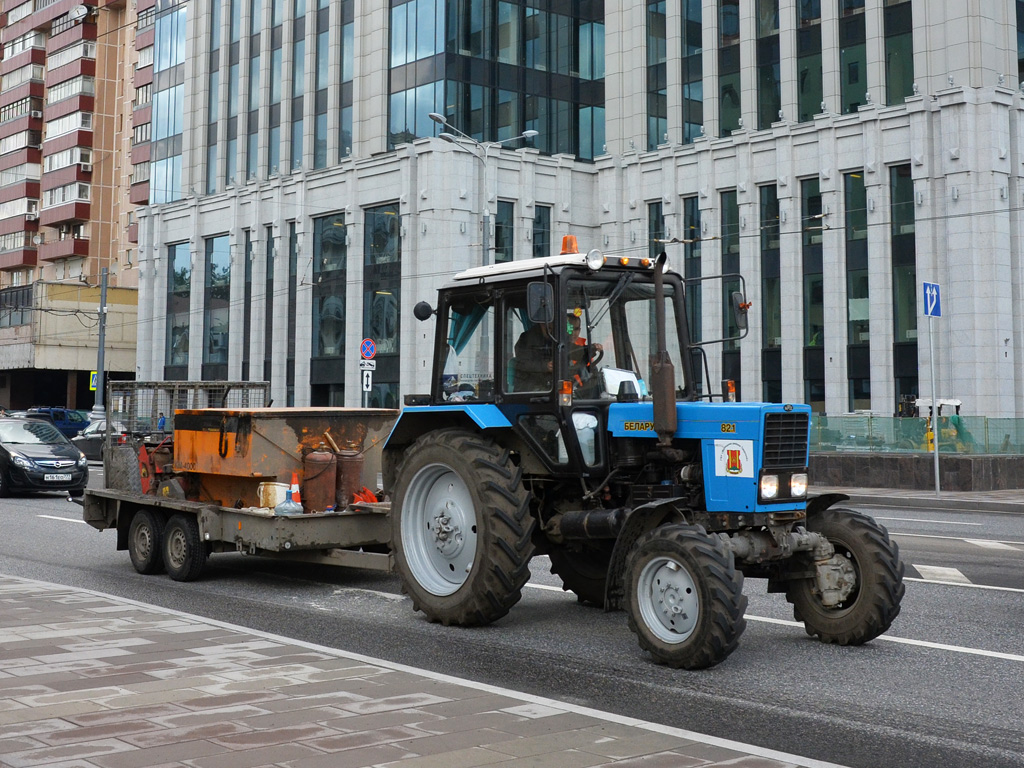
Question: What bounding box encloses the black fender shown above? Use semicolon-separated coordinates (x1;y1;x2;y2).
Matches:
603;497;687;611
805;493;850;517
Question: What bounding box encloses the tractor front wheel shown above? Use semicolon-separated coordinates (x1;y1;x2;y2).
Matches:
625;523;747;669
391;430;535;626
785;507;905;645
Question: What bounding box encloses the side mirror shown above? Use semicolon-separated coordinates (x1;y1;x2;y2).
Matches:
413;301;434;321
527;282;555;324
730;291;749;331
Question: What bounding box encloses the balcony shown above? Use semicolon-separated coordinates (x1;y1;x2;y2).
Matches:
38;235;89;262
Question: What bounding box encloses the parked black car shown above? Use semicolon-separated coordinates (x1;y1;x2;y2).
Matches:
71;419;127;461
0;417;89;496
25;407;90;438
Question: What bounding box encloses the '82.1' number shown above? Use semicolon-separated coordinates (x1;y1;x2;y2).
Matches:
720;423;736;433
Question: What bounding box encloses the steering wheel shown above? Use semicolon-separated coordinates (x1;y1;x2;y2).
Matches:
589;345;604;368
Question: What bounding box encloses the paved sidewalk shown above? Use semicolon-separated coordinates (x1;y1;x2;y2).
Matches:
812;485;1024;513
0;575;843;768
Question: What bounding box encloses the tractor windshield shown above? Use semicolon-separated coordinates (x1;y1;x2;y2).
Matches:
566;273;691;399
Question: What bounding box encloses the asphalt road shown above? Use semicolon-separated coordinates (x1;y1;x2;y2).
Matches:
1;476;1022;768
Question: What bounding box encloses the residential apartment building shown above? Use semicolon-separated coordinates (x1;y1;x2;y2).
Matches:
124;1;1024;418
0;0;138;410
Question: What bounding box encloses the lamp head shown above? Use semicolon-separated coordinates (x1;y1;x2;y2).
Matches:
522;129;539;139
428;112;447;126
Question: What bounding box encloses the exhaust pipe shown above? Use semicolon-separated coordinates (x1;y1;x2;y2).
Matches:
650;252;676;447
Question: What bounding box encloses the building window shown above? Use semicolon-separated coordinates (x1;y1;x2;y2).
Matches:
202;235;231;379
720;191;741;399
890;164;917;405
166;243;191;376
718;0;741;136
494;200;515;263
648;201;664;260
839;0;866;114
263;226;275;382
845;171;869;410
683;196;702;349
682;0;703;143
797;2;822;122
311;212;347;406
801;178;824;412
647;1;667;150
532;205;551;259
242;230;252;380
760;184;782;401
756;0;780;129
884;0;913;105
287;223;298;405
363;204;401;407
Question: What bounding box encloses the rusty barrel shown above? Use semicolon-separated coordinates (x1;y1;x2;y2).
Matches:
302;447;337;512
336;450;364;509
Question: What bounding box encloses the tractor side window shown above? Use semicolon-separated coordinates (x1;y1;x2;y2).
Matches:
506;292;553;393
440;298;495;402
517;413;568;466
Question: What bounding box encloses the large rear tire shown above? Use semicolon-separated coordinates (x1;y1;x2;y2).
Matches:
128;508;165;575
548;541;613;606
625;524;747;669
391;430;535;626
163;513;207;582
785;507;905;645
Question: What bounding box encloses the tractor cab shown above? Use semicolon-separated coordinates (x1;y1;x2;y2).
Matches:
410;238;698;480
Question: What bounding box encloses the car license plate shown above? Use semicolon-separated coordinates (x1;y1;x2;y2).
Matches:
45;473;72;482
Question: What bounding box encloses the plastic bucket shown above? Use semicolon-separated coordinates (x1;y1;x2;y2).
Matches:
257;482;288;508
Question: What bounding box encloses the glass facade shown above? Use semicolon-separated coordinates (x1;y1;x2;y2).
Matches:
647;1;667;150
802;178;824;412
682;0;703;143
845;172;869;410
202;235;231;380
363;204;402;408
890;164;918;405
718;0;741;135
165;243;191;378
883;1;913;105
390;1;604;160
839;0;866;114
760;185;781;402
797;0;822;121
756;0;780;129
151;1;187;204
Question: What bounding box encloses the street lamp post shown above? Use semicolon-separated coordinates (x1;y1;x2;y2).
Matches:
428;113;537;265
89;267;108;423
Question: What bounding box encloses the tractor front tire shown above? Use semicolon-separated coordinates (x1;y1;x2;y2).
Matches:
785;507;905;645
625;523;747;670
391;430;534;627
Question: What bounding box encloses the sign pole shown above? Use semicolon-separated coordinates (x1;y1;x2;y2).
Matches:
929;314;939;495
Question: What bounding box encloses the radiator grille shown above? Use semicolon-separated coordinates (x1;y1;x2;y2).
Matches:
763;412;809;468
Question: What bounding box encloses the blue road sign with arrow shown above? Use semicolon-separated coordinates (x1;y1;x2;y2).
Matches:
923;282;941;318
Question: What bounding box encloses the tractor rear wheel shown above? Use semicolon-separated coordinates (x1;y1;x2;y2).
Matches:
391;430;535;626
785;507;905;645
625;523;747;669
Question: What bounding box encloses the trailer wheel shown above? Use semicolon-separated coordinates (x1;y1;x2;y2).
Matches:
391;430;535;626
162;514;207;582
128;508;165;575
785;507;905;645
625;524;747;669
549;542;613;606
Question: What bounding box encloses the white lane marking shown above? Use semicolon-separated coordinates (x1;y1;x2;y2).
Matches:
37;514;86;524
525;582;565;593
904;577;1024;593
964;538;1022;551
890;531;1024;547
745;615;1024;663
875;516;983;526
5;575;848;768
912;564;972;584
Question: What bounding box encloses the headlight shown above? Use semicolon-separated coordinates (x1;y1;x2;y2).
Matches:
790;473;808;497
760;474;779;499
78;454;88;467
585;248;604;270
11;454;32;469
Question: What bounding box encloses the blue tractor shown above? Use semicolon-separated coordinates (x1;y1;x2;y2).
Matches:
383;239;904;669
